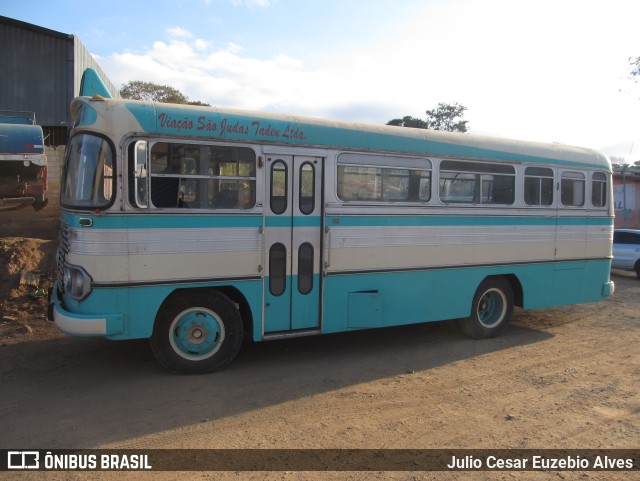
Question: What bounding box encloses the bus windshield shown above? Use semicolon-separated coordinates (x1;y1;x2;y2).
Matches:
62;133;114;208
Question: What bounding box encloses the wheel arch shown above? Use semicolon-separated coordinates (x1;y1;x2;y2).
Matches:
157;285;254;340
502;274;523;308
458;274;516;339
474;274;523;310
633;259;640;276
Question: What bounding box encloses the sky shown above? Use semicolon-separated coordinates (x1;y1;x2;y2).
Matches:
3;0;640;162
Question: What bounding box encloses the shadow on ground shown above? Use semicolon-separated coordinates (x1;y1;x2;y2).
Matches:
0;316;553;448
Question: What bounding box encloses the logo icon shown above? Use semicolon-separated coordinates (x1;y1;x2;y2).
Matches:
7;451;39;469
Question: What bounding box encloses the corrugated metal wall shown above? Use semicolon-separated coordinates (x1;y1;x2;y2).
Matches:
0;16;120;237
0;18;73;126
73;37;119;101
0;16;119;131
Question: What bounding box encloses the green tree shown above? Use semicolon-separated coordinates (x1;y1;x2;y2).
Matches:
387;102;469;132
386;116;429;129
120;80;210;106
425;102;469;132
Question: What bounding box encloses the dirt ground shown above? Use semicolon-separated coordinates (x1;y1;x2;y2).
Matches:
1;238;639;481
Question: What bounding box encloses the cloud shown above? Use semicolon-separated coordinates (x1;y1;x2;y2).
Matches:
99;37;326;111
166;27;193;39
231;0;271;7
96;0;640;161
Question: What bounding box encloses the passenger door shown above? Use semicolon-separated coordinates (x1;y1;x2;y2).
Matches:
263;154;323;334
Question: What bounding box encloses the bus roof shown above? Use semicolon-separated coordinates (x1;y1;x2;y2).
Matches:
72;96;611;170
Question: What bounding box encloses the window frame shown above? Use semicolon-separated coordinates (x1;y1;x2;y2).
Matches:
127;140;257;210
523;166;554;207
269;242;287;296
591;171;608;209
297;242;314;294
61;132;116;210
336;153;432;203
438;159;515;205
560;171;586;208
270;160;288;215
299;161;315;215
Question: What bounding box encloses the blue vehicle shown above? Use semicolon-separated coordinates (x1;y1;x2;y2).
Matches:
0;110;48;211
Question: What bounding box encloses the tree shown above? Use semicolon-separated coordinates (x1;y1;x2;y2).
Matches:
119;80;210;106
386;116;429;129
631;56;640;80
387;102;469;132
425;102;469;133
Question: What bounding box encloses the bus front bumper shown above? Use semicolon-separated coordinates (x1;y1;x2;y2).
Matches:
48;285;124;336
603;280;615;297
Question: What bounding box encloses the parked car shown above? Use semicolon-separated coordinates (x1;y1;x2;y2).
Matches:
612;229;640;278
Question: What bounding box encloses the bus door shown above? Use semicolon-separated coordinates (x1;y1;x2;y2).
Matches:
263;155;323;334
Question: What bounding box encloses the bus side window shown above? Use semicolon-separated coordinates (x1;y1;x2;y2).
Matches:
271;160;288;214
141;142;256;210
439;160;514;205
592;172;607;208
524;167;554;206
561;172;585;207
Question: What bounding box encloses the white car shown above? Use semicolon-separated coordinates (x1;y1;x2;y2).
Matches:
612;229;640;278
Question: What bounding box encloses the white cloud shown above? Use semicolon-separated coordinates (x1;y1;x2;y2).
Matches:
166;26;192;39
98;0;640;161
227;42;242;54
193;39;211;51
100;37;327;111
231;0;271;7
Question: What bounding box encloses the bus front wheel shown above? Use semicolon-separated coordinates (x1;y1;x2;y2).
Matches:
458;278;514;339
150;290;243;374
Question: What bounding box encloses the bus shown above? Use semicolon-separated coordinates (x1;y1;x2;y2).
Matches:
50;77;615;373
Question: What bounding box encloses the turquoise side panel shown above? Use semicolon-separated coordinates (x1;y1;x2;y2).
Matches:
291;273;321;330
264;274;291;332
62;279;262;341
347;292;382;328
61;212;263;229
321;260;612;334
266;216;320;228
60;260;612;341
264;274;321;333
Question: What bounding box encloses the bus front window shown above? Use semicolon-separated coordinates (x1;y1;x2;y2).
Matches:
62;133;114;208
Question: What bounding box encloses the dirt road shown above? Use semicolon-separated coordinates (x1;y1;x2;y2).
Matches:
1;239;639;480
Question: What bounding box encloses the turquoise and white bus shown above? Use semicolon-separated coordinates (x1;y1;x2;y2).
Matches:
50;82;615;373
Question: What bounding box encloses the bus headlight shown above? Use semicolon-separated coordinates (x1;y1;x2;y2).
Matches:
62;264;92;300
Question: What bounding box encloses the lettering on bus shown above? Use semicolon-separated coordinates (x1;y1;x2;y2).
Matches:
156;113;305;141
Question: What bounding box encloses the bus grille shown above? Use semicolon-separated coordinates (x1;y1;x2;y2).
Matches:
57;221;70;275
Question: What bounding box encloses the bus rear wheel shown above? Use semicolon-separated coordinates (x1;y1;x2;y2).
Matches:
458;278;514;339
150;290;243;374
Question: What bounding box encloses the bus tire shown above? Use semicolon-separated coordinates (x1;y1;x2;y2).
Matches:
458;278;514;339
150;290;243;374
